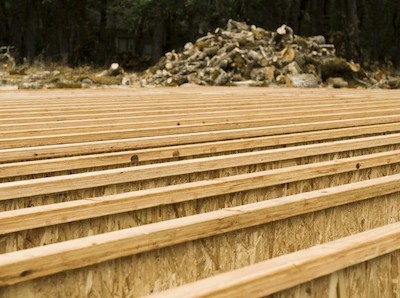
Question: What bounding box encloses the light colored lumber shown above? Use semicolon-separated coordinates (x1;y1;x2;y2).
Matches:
3;107;400;138
0;96;386;113
1;149;400;232
2;114;400;149
1;138;400;201
1;174;400;286
4;98;389;118
146;222;400;298
0;98;398;125
1;101;399;131
2;126;400;178
1;93;398;112
2;90;399;107
1;120;400;164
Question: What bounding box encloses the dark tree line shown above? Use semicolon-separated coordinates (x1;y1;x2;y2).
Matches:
1;0;399;67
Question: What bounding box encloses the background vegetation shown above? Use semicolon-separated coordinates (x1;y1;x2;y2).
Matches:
1;0;399;67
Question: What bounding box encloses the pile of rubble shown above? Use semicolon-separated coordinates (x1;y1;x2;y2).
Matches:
0;58;139;90
141;20;372;88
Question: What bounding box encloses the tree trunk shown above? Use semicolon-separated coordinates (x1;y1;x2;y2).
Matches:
345;0;360;59
151;16;165;63
97;0;108;65
285;73;319;88
0;1;8;45
25;0;37;63
9;0;25;61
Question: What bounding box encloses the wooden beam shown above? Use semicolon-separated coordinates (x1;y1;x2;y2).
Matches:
1;173;400;286
2;90;398;105
146;222;400;298
2;115;400;149
3;108;400;138
2;93;398;112
4;98;388;118
1;136;400;201
1;101;399;131
2;126;400;178
1;149;400;233
0;98;398;125
2;121;400;164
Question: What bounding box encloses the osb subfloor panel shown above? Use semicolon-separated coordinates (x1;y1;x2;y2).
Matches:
1;87;400;297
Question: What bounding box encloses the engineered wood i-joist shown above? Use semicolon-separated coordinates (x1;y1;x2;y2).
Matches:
1;87;399;104
4;108;400;138
2;121;400;164
1;99;399;126
2;140;400;202
3;114;400;149
1;174;400;286
1;129;400;179
1;148;400;234
6;96;397;118
3;97;392;113
1;87;400;296
1;101;400;130
147;222;400;298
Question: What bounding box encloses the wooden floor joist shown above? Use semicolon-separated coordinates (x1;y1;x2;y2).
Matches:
1;138;400;202
147;222;400;298
3;114;400;149
2;121;400;164
1;101;400;131
1;174;400;286
1;87;400;297
2;148;400;233
4;107;400;139
1;129;400;179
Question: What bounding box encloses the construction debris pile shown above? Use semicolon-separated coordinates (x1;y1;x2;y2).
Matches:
141;20;376;88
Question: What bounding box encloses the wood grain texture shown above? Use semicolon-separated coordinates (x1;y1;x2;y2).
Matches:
1;87;400;296
1;150;400;233
147;222;400;298
1;173;400;286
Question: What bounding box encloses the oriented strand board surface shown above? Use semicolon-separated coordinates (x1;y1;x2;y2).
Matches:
1;87;400;297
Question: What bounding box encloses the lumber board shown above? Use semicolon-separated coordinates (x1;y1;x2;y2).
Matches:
2;115;400;149
4;98;393;118
1;93;398;110
3;108;400;138
1;90;398;104
2;128;400;179
0;98;398;125
2;121;400;164
1;174;400;286
0;101;399;131
1;141;400;202
146;222;400;298
0;88;399;104
1;149;400;234
1;87;400;295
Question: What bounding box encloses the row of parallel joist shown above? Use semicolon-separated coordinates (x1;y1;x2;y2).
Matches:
0;87;400;297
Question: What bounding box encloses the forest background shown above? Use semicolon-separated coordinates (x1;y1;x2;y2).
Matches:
1;0;399;68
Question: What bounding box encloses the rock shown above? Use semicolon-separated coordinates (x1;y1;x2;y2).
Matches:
81;78;94;88
327;77;349;88
18;82;44;89
121;77;131;86
285;74;319;88
387;77;400;89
